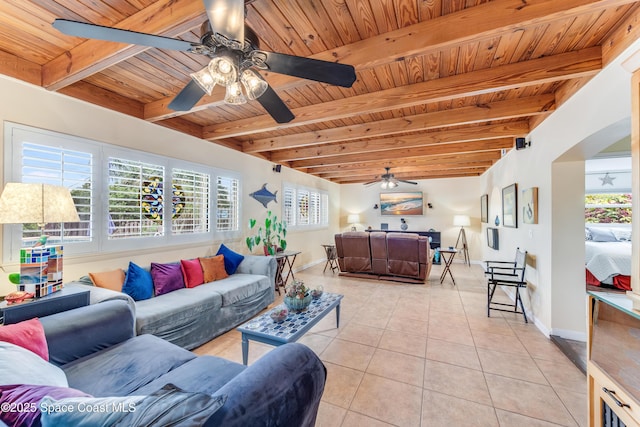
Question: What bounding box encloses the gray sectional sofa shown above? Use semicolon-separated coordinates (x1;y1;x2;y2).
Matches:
65;254;277;350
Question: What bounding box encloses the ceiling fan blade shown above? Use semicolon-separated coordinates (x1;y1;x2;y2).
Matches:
52;19;196;52
399;179;418;185
168;80;206;111
363;181;377;186
262;52;356;88
203;0;245;47
256;86;295;123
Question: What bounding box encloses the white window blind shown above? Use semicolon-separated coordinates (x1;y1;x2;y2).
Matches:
172;168;210;235
321;193;329;225
21;142;92;245
216;176;239;231
283;186;296;227
108;158;165;239
297;189;310;226
309;191;321;225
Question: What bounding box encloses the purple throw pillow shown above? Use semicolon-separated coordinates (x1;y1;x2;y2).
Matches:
151;262;185;296
0;384;91;427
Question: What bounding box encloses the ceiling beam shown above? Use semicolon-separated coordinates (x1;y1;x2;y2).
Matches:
336;168;487;184
203;47;601;140
289;138;515;169
0;50;41;85
242;94;554;153
42;0;206;90
144;0;634;121
270;122;528;162
316;161;495;179
58;81;144;117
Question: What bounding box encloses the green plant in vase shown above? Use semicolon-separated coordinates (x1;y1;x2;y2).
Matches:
246;210;287;256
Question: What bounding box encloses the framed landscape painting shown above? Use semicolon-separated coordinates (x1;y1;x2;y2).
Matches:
502;183;518;228
380;192;424;216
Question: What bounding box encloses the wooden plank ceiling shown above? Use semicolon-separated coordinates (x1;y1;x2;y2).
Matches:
1;0;640;184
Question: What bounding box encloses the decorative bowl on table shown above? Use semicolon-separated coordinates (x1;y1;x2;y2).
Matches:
310;286;324;300
284;280;312;312
270;307;288;323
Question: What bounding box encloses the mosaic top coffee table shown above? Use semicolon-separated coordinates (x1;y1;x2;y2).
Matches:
237;292;343;365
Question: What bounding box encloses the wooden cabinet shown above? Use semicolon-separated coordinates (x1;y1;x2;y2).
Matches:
588;292;640;427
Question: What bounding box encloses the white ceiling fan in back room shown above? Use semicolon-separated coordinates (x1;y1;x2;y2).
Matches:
52;0;356;124
364;167;418;189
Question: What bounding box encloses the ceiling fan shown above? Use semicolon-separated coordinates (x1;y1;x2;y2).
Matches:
364;167;418;189
52;0;356;124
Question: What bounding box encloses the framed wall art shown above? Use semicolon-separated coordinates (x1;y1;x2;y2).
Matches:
502;183;518;228
380;192;423;216
522;187;538;224
480;194;488;223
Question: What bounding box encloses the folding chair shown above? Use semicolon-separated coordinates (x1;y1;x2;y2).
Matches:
485;248;528;323
322;244;339;273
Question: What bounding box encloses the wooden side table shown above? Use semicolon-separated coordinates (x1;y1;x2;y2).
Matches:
274;250;301;294
439;248;458;285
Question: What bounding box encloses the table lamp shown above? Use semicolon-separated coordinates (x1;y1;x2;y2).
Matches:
347;214;360;231
0;183;80;297
453;215;470;266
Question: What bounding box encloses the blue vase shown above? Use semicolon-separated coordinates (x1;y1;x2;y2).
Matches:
495;215;500;226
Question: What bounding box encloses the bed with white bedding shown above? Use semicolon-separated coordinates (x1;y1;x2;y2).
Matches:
585;227;632;290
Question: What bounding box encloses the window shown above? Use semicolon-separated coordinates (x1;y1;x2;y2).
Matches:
21;142;93;245
5;123;240;262
108;157;165;239
173;168;210;235
283;183;328;229
585;193;632;224
585;157;632;224
216;175;239;232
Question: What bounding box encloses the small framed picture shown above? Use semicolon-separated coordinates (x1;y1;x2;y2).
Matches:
522;187;538;224
502;183;518;228
480;194;488;223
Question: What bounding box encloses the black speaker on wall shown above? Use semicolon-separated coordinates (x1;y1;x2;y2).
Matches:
515;137;530;150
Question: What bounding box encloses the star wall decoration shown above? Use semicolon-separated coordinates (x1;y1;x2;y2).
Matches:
599;172;616;186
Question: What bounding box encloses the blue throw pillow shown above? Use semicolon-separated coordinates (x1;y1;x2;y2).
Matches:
122;262;154;301
216;244;245;275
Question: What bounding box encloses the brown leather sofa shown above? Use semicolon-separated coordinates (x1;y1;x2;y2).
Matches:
334;231;432;283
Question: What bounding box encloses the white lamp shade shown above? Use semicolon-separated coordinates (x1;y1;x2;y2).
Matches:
347;214;360;224
0;183;80;224
453;215;471;227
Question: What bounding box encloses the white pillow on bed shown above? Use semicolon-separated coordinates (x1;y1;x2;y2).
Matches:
587;227;617;242
612;229;632;241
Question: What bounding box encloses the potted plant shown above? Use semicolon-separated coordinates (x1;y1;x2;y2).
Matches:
246;210;287;256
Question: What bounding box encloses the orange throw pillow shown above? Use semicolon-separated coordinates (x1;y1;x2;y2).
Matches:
89;269;125;292
199;255;228;283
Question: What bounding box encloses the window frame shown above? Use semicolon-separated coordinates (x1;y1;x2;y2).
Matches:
282;181;329;231
4;122;242;263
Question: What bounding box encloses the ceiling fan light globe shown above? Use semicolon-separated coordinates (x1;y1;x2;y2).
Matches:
225;81;247;104
380;181;388;189
240;69;268;100
190;66;216;95
388;181;398;189
209;57;237;86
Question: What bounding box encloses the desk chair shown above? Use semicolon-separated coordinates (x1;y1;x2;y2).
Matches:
485;248;528;323
322;244;339;273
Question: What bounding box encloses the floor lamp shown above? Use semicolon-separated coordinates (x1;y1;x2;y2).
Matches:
453;215;470;266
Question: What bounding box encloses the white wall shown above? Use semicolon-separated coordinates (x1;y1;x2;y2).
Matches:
340;176;483;261
0;75;340;295
480;37;640;339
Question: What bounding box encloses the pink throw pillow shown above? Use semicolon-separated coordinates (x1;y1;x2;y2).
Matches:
181;258;205;288
0;317;49;360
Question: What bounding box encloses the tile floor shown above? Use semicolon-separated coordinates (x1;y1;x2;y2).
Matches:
194;261;587;427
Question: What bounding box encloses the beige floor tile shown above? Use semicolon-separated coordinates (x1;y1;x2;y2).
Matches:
421;389;499;427
321;362;365;408
336;322;384;347
366;348;424;386
472;329;529;355
520;334;568;360
350;374;423;427
378;328;427;358
467;315;516;336
428;322;475;346
298;333;334;355
555;387;588;427
341;411;396;427
392;304;430;322
485;373;577;426
320;338;375;371
495;409;569;427
315;401;347;427
535;358;587;394
385;314;429;336
477;348;549;385
424;359;492;405
426;338;481;370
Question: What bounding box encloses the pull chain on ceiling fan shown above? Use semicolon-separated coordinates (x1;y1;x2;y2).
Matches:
52;0;356;124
